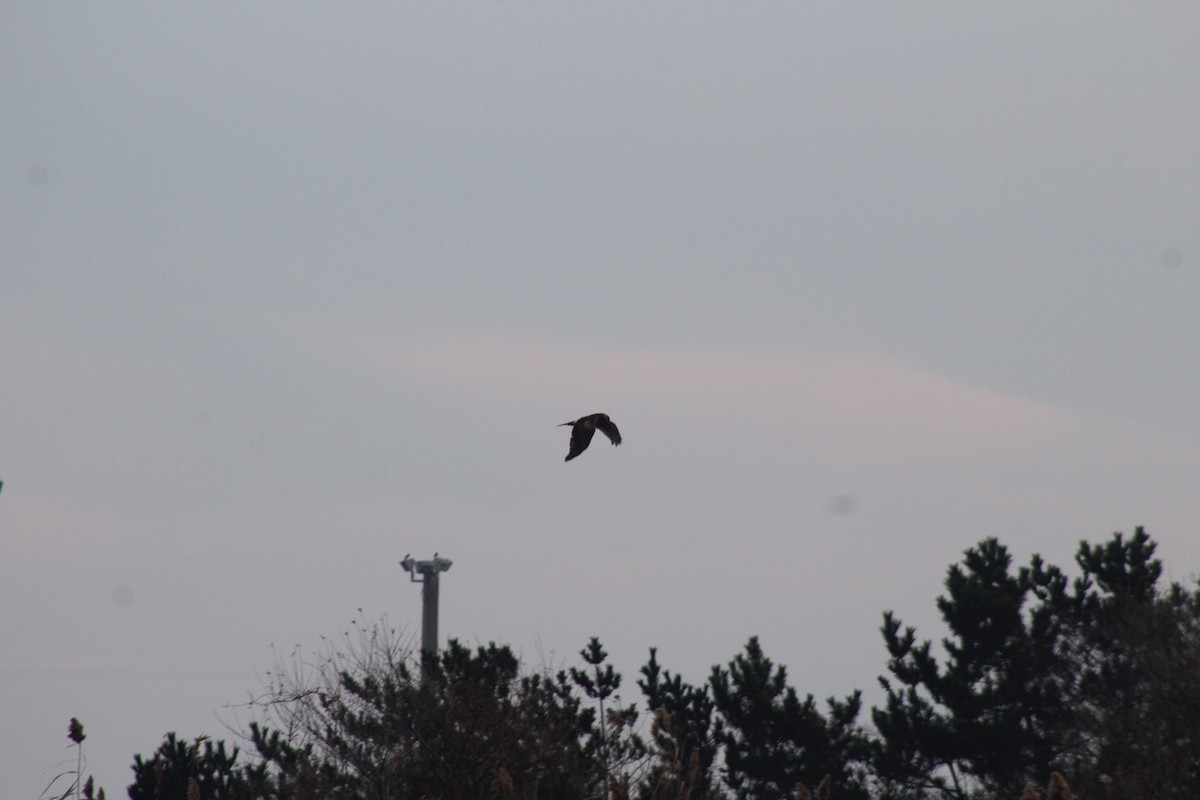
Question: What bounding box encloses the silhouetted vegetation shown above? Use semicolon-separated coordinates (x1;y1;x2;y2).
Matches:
39;718;106;800
873;527;1200;799
246;630;597;799
711;638;870;799
55;526;1200;798
637;648;720;799
128;733;267;800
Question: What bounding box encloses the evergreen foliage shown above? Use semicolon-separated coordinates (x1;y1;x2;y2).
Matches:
569;637;646;798
638;648;720;799
710;637;870;800
248;636;593;799
873;527;1200;799
111;526;1200;800
128;733;267;800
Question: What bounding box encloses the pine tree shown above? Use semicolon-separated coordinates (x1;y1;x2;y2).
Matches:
569;637;646;800
872;528;1200;799
873;538;1077;799
1046;529;1200;798
248;627;595;799
637;648;720;799
711;637;869;800
129;733;268;800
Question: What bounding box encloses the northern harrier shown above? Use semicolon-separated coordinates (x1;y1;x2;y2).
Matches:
559;413;622;462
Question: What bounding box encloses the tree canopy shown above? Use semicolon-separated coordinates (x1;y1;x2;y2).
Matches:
108;527;1199;800
874;527;1200;799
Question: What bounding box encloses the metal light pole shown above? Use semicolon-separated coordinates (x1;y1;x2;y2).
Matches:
400;553;452;658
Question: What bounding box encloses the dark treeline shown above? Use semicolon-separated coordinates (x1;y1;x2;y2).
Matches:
106;527;1199;799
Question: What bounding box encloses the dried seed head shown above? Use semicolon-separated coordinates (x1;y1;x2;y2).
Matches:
651;707;671;737
490;765;514;796
1047;772;1076;800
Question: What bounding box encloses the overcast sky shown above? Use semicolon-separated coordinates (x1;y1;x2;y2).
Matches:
4;3;1200;795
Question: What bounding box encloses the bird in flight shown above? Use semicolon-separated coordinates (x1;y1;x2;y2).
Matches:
559;413;622;462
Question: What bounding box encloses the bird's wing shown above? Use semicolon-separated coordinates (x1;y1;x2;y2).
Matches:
596;417;622;446
565;424;597;461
